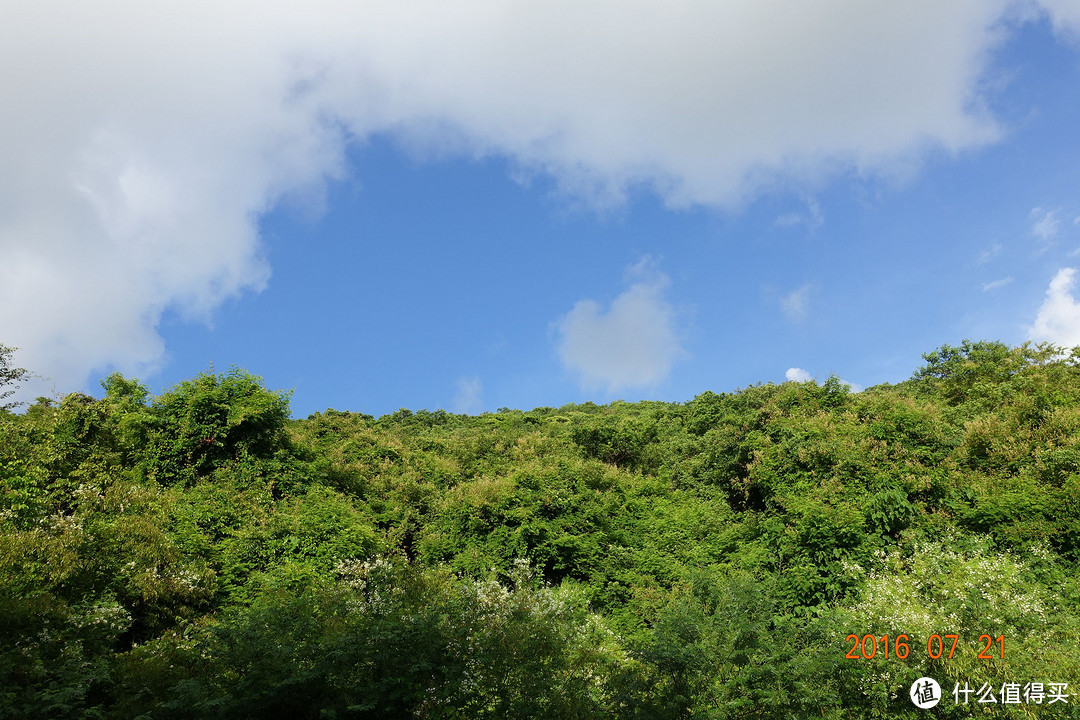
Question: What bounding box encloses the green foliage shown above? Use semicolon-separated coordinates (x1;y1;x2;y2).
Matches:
139;368;292;485
836;534;1080;718
911;339;1072;408
571;413;651;469
116;559;620;719
0;344;30;412
2;339;1080;717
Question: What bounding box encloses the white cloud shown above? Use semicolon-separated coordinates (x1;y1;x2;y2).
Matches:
775;198;824;230
1029;267;1080;347
841;379;864;393
780;284;813;321
1038;0;1080;41
786;367;812;382
0;1;1057;394
982;276;1014;291
976;243;1003;265
554;258;683;393
453;376;483;415
1031;207;1061;241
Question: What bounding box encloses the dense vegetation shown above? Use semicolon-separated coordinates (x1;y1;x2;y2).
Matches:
1;340;1078;718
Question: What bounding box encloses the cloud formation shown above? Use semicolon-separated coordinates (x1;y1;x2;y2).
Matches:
1038;0;1080;40
452;376;484;415
2;0;1075;396
1031;207;1061;241
1029;268;1080;347
780;284;813;321
775;198;824;231
554;258;683;393
976;243;1003;265
785;367;812;382
982;276;1014;291
842;379;864;394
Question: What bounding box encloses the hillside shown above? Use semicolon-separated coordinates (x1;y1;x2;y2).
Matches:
1;340;1078;718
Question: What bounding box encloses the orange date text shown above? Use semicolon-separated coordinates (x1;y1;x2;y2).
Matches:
844;634;1004;660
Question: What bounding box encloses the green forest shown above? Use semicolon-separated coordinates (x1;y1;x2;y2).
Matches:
1;340;1078;719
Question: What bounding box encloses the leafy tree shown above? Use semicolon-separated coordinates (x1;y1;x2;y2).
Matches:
0;344;29;411
911;339;1062;405
138;368;292;485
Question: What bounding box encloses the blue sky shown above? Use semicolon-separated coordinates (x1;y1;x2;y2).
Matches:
4;2;1080;417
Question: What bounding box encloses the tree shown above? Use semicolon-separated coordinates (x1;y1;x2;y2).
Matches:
911;340;1057;404
0;343;29;411
140;367;292;484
